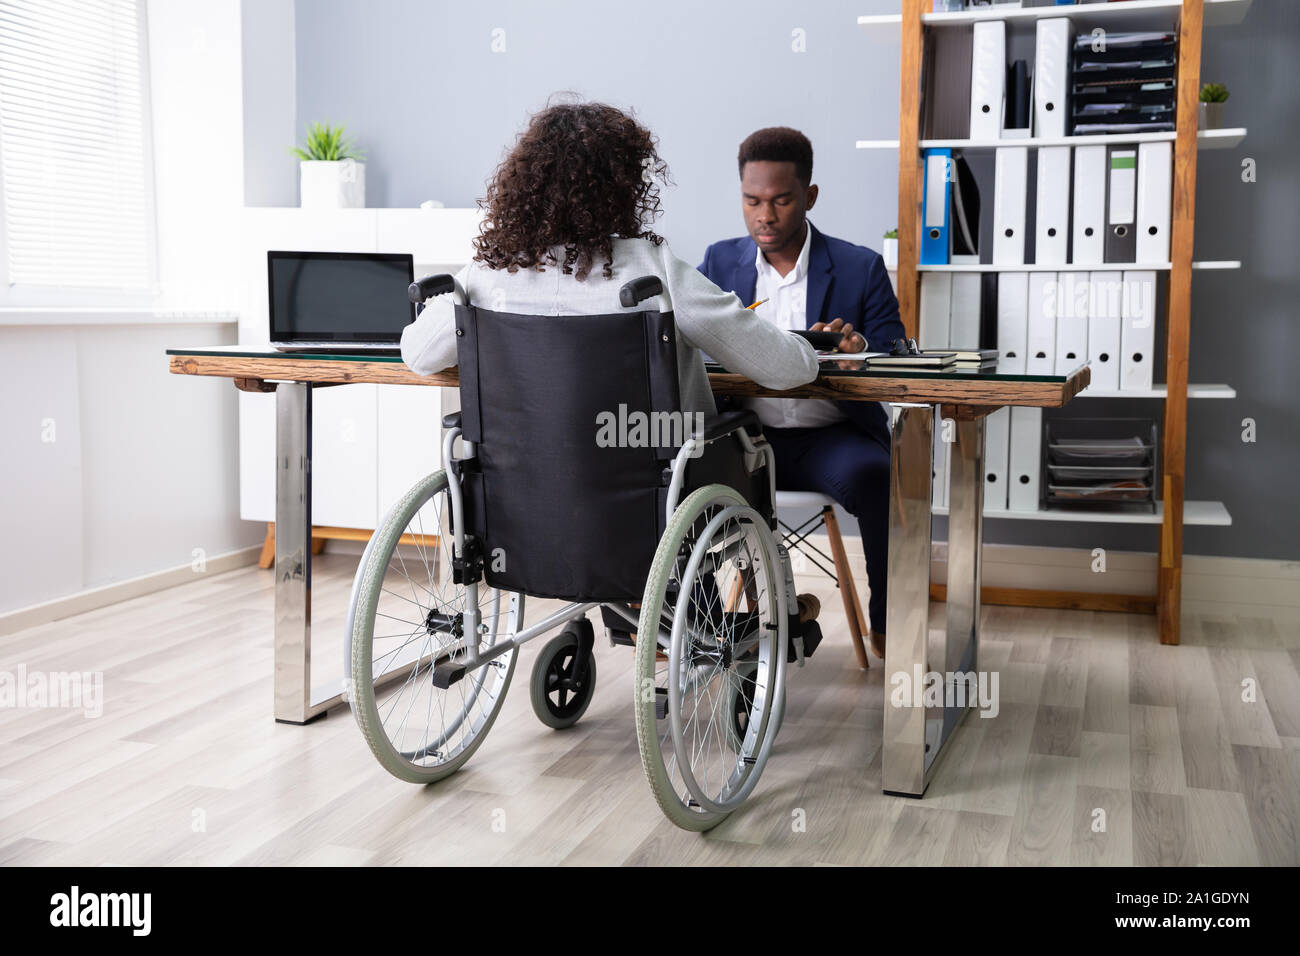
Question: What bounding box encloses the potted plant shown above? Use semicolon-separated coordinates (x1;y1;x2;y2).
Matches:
1199;83;1230;130
290;122;366;208
882;228;899;269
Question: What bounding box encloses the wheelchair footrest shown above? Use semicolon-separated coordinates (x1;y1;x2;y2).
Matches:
787;619;824;664
601;605;637;647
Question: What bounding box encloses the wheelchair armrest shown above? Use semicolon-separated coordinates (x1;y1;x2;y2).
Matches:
442;411;462;430
701;409;762;442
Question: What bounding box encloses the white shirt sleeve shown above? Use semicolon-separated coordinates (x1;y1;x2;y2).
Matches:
659;244;819;391
399;263;471;375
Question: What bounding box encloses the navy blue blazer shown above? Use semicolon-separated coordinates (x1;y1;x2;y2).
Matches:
698;222;905;445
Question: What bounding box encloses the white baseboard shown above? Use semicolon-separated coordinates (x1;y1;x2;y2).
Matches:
9;534;1295;639
0;545;264;636
793;533;1300;610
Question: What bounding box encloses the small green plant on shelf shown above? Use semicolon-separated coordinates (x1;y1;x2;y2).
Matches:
883;228;899;239
1199;83;1230;104
289;121;365;162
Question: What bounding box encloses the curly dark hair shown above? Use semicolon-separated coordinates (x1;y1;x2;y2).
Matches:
737;126;813;185
472;100;671;281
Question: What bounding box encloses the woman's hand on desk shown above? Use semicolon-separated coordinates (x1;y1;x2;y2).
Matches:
810;318;866;355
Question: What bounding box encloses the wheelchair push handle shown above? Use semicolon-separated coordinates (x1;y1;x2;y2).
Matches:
619;276;664;309
409;273;456;306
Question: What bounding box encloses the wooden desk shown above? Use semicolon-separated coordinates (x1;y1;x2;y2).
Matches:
167;345;1088;798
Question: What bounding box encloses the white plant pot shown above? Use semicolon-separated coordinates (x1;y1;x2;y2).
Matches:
882;237;899;270
299;159;365;209
1198;102;1226;130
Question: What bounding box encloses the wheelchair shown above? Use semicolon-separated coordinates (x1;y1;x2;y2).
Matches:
344;273;823;831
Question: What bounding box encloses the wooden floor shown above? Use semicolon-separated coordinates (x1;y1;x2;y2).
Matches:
2;551;1298;866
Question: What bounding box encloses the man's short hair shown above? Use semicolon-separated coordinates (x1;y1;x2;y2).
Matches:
737;127;813;185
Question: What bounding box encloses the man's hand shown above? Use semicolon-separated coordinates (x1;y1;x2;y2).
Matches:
810;317;866;353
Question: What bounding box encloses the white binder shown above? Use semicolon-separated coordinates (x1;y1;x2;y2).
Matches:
1054;271;1090;373
932;410;950;511
1035;146;1072;266
1026;272;1058;375
993;146;1028;266
1121;271;1157;390
1136;141;1172;263
1034;18;1072;138
984;406;1011;512
919;271;953;349
1072;145;1107;267
1008;406;1043;513
1087;271;1123;391
949;273;982;348
996;272;1029;374
970;20;1006;140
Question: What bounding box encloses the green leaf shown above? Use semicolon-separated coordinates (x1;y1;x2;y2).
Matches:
291;120;366;162
1199;82;1230;104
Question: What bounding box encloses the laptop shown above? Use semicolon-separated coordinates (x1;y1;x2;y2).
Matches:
268;250;415;353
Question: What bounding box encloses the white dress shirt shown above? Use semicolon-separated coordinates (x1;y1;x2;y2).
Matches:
744;226;847;429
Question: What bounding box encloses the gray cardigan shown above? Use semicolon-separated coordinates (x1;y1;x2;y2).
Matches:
399;237;819;416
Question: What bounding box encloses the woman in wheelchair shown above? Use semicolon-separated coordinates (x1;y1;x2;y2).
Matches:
347;100;827;831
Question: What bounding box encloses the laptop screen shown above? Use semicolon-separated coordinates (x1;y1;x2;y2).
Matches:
268;251;415;343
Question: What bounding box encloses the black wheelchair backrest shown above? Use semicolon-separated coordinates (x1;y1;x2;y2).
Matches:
453;302;685;602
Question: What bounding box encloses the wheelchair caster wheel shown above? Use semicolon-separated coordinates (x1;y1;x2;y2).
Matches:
530;622;597;729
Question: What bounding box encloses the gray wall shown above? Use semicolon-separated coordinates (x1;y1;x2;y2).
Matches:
242;0;298;206
294;0;902;261
293;0;1299;561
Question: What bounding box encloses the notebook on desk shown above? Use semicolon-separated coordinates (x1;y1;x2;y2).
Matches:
269;251;414;354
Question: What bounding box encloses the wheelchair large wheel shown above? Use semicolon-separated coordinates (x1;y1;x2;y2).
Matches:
346;469;523;784
634;484;788;831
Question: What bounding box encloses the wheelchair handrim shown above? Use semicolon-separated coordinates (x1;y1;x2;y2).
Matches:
667;502;784;815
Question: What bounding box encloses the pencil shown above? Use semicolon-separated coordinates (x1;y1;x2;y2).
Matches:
745;298;768;310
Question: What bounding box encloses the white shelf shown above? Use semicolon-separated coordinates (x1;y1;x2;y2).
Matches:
913;260;1239;272
1078;383;1236;400
858;0;1250;30
917;262;1171;273
1198;127;1247;149
931;499;1231;526
856;128;1246;151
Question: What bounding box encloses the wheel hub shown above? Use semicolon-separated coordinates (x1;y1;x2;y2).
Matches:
425;609;463;639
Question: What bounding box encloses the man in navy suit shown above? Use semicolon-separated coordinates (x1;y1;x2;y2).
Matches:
699;127;906;659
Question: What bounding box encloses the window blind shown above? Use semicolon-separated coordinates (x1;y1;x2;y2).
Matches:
0;0;155;291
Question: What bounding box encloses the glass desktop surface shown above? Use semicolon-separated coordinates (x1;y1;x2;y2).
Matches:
166;345;1086;383
706;357;1085;383
165;344;406;363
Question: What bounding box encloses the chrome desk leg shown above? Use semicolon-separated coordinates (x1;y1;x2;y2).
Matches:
274;382;323;724
946;416;985;681
882;404;933;797
932;415;986;769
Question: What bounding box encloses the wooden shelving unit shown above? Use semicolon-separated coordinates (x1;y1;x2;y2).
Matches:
883;0;1242;644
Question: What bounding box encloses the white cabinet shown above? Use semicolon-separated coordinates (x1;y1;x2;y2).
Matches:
238;207;479;528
